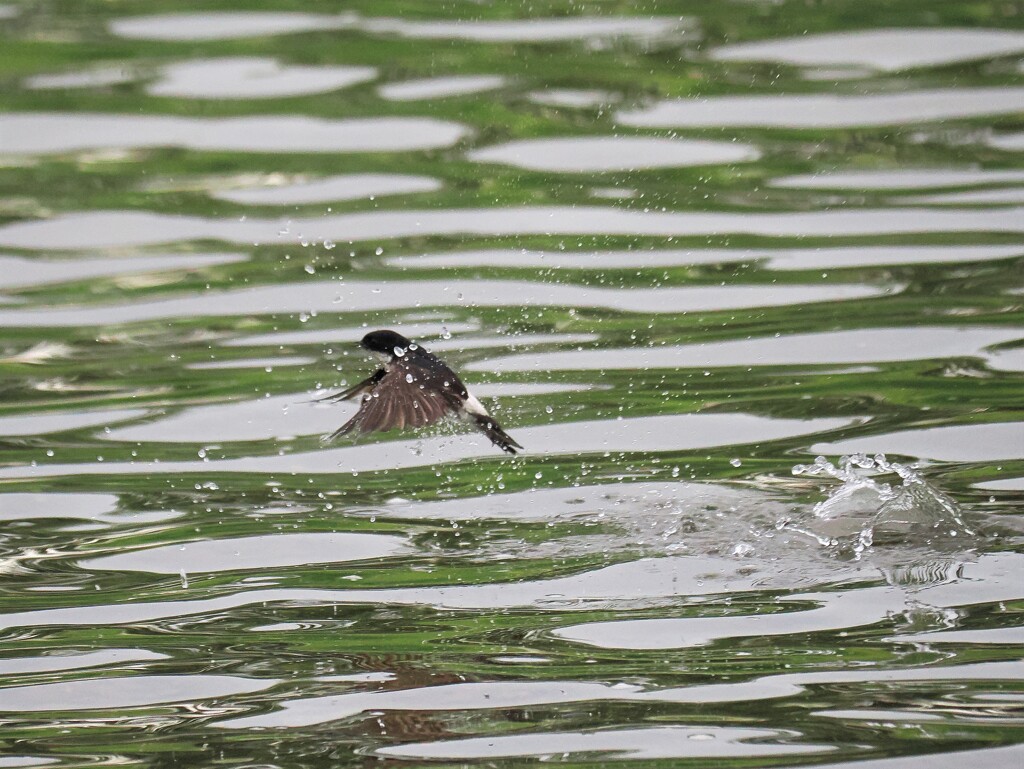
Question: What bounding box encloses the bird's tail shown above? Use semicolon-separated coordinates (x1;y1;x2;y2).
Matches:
473;415;523;455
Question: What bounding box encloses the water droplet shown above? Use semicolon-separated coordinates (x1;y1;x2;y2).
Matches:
394;346;406;357
729;458;742;467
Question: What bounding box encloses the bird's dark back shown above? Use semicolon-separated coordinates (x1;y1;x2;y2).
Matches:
406;345;469;399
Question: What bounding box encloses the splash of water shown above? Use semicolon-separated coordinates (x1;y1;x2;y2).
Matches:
791;453;973;557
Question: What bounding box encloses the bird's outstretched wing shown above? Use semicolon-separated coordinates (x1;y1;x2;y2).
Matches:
326;359;457;441
315;369;386;403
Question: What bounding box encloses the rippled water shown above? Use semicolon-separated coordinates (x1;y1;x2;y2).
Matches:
1;2;1022;767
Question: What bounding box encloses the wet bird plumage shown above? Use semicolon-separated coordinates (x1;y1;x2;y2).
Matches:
321;329;523;454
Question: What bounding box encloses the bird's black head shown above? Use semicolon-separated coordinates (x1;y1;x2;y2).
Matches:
361;329;414;357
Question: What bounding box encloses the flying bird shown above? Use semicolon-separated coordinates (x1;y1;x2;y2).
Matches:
320;329;523;454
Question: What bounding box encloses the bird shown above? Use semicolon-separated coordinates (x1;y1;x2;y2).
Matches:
319;329;523;454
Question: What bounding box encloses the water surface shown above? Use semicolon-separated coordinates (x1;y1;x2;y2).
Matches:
0;2;1021;768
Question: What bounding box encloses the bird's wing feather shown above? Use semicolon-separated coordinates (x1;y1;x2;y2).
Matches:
329;358;456;439
315;369;385;402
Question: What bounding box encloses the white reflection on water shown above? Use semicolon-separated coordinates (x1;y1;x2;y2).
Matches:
80;532;408;574
3;547;1020;648
386;245;1024;272
773;169;1024;190
0;649;167;675
2;206;1021;250
227;680;648;729
617;87;1024;128
111;12;684;42
0;113;469;156
654;659;1024;705
187;355;315;370
902;188;1024;206
26;66;135;90
468;327;1024;372
429;331;599;351
0;278;894;327
0;252;245;290
377;726;831;760
110;12;359;41
812;422;1024;462
468;136;760;172
0;552;847;632
0;408;147;437
0;675;277;712
378;75;506;101
888;627;1024;645
148;57;377;99
221;321;479;348
361;16;686;42
210;173;441;205
0;493;116;522
988;132;1024;152
528;88;618;108
711;29;1024;71
555;586;906;648
813;708;944;723
791;744;1024;769
974;476;1024;491
215;659;1023;730
2;414;860;479
0;492;180;526
557;553;1023;649
100;392;340;443
376;481;784;522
